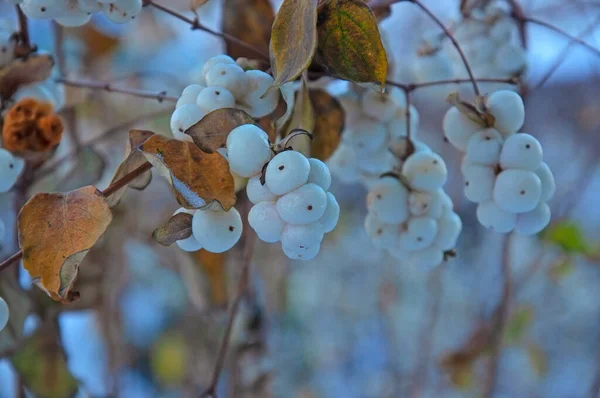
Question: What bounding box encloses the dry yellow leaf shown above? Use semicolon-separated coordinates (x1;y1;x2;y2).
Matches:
0;53;54;99
309;89;344;161
185;108;256;153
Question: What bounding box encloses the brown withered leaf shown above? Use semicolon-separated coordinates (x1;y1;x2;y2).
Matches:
0;53;54;99
139;135;236;210
12;326;79;398
192;249;228;307
107;130;155;207
309;89;344;160
152;212;193;246
185;108;256;153
270;0;319;87
191;0;210;9
18;186;112;302
222;0;274;60
284;78;314;156
316;0;388;88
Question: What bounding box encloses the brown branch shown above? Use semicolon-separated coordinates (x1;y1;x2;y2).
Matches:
0;162;155;274
386;77;518;92
484;234;513;398
524;16;600;57
410;0;480;96
55;77;178;103
146;1;269;61
533;15;600;90
201;229;256;398
404;89;412;140
507;0;528;49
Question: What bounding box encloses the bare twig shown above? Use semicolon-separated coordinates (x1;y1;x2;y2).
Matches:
200;230;256;398
386;77;518;92
524;16;600;57
146;1;269;61
0;251;24;273
404;89;412;140
55;77;178;103
507;0;528;49
484;234;513;398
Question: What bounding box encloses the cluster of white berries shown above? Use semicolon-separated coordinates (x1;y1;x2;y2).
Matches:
0;297;8;332
15;0;142;27
171;55;280;142
0;148;25;193
172;206;243;254
443;90;555;234
228;124;339;261
365;144;462;269
414;2;525;84
328;87;418;187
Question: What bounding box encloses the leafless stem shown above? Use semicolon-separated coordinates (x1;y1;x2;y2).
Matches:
524;16;600;57
146;1;269;61
507;0;528;49
100;162;153;197
404;89;412;140
386;77;517;92
55;77;178;103
484;234;512;398
0;251;24;273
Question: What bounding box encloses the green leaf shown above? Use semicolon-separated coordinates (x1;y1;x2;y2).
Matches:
270;0;319;87
316;0;388;87
12;327;79;398
504;306;533;345
542;221;589;254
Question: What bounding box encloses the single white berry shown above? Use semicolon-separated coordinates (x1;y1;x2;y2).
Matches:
360;90;397;122
476;201;517;233
515;202;551;235
226;124;271;178
102;0;142;23
367;222;399;250
176;84;205;108
276;183;327;225
486;90;525;136
0;149;24;192
281;223;324;251
307;158;331;191
327;144;359;183
409;191;443;218
205;63;248;98
265;151;310;196
407;216;438;250
439;190;454;212
409;247;444;269
463;164;496;203
173;208;203;252
241;70;279;118
248;201;286;243
493;169;542;213
366;177;409;224
192;207;243;253
202;55;236;81
170;104;205;138
499;133;543;171
20;0;61;19
317;192;339;233
0;296;8;332
344;119;387;153
398;231;421;252
402;151;448;192
196;87;235;113
246;175;277;204
434;211;462;250
79;0;103;13
442;107;483;151
55;9;91;27
535;162;555;202
282;242;320;261
465;128;504;166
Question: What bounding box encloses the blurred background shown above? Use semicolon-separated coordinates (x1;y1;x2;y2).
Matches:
1;0;600;397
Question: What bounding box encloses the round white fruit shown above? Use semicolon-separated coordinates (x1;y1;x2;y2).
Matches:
535;162;555;202
265;150;310;195
248;201;286;243
434;211;462;250
485;90;525;136
465;128;504;166
499;133;543;171
176;84;205;108
360;90;398;122
241;70;279;118
442;107;482;151
276;183;327;225
463;164;496;203
226;124;271;178
366;177;409;224
409;191;443;218
204;63;248;98
307;158;331;190
402;151;448;192
344;119;387;153
281;222;324;251
317;192;340;233
493;169;542;213
196;87;236;113
407;216;438;249
246;175;277;204
327;144;359;183
202;55;236;81
192;207;243;253
282;242;320;261
170;104;205;137
515;202;551;235
172;208;203;252
476;201;517;233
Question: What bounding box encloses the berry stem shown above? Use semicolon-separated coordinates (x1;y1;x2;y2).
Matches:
0;251;23;274
387;77;518;91
523;16;600;57
55;77;178;103
146;1;270;61
404;89;412;140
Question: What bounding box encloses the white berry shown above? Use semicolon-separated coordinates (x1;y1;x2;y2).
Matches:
409;247;444;269
202;55;236;81
226;124;271;178
535;162;555;202
493;169;542;213
192;207;242;253
265;151;310;196
173;208;203;252
170;104;205;139
241;70;279;118
205;63;248;99
434;212;462;250
499;133;543;171
443;107;482;151
409;191;443;218
248;201;286;243
246;175;277;204
317;192;340;233
402;151;448;192
176;84;205;108
465;128;503;166
476;201;517;233
463;164;496;203
515;202;551;235
276;183;327;225
281;223;324;251
307;158;331;191
282;242;320;261
344;119;387;153
486;90;525;136
407;216;438;249
366;177;409;224
361;90;397;122
196;87;236;113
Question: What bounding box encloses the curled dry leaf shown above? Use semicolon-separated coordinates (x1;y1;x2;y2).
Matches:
152;212;194;246
18;186;113;302
270;0;319;87
139;134;236;210
192;249;228;307
222;0;274;60
308;89;344;161
12;327;79;398
0;53;55;99
185;108;255;153
316;0;388;88
106;129;155;207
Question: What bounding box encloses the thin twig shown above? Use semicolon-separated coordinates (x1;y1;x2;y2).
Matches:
386;77;518;92
404;89;412;140
533;15;600;90
410;0;480;96
484;234;513;398
55;77;178;103
524;16;600;57
507;0;528;49
147;1;269;61
200;230;256;398
0;251;24;273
